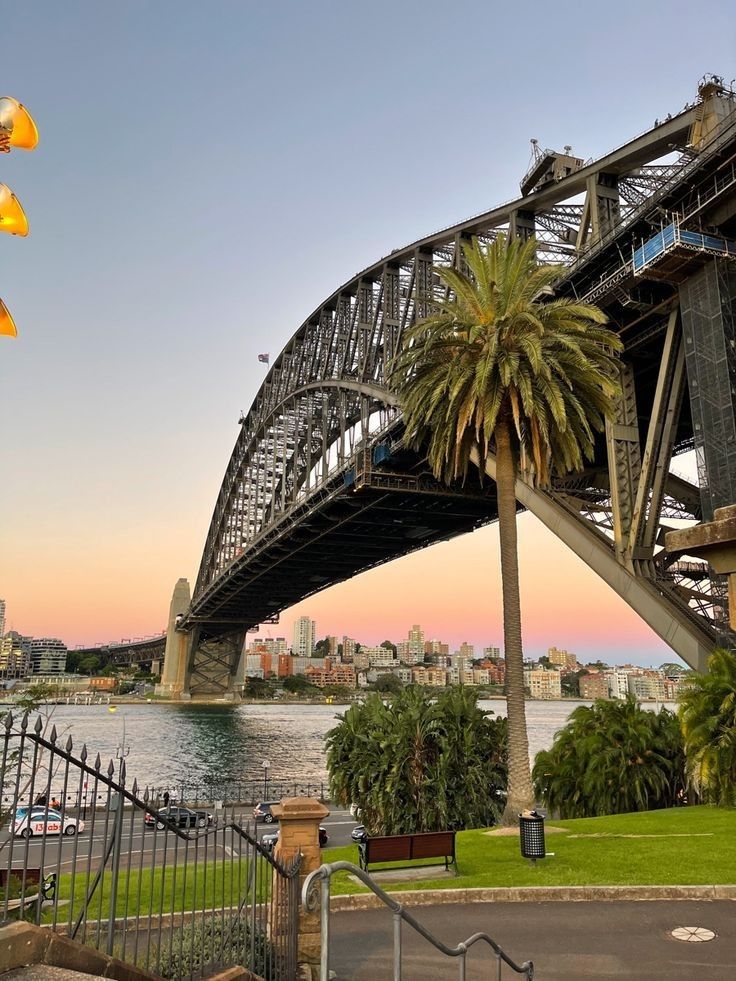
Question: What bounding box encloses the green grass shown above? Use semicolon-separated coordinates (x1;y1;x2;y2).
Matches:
43;856;270;923
321;806;736;895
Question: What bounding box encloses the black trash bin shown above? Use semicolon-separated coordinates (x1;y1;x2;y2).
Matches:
519;810;545;861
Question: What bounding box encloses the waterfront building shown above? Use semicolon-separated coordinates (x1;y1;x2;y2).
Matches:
523;665;562;699
411;666;448;687
604;668;631;700
472;667;491;685
20;673;88;692
548;646;579;670
475;658;505;686
627;671;668;701
0;632;31;679
579;672;610;700
29;637;67;675
362;646;396;667
292;616;316;658
89;677;116;691
293;655;325;674
248;636;288;656
304;665;356;689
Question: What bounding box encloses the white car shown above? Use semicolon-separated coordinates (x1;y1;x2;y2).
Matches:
13;807;84;838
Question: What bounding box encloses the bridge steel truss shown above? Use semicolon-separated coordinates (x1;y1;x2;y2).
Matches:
174;92;736;695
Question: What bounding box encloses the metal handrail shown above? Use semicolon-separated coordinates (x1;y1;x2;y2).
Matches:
302;860;534;980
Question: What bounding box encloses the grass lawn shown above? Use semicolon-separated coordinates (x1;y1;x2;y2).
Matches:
41;856;268;924
322;806;736;896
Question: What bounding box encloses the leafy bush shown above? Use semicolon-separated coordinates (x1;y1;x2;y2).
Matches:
326;686;507;835
158;914;277;979
532;696;686;818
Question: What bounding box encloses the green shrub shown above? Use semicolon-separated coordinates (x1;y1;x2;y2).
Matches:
532;696;686;818
326;686;507;834
157;914;277;979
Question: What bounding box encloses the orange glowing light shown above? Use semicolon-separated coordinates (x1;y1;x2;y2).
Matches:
0;184;28;236
0;97;39;152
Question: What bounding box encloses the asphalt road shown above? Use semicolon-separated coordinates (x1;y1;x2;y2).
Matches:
330;900;736;980
0;807;359;874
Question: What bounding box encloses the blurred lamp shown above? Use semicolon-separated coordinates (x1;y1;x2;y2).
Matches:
0;298;17;337
0;97;39;151
0;183;28;235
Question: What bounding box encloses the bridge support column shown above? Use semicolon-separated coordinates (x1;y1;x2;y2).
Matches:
680;259;736;639
155;578;194;700
182;626;247;700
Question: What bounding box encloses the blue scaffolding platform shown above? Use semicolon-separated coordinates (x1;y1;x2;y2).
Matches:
633;221;736;277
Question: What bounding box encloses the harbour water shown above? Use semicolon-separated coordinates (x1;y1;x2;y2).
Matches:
24;699;676;791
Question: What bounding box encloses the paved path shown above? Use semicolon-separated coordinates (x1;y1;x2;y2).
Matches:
330;900;736;979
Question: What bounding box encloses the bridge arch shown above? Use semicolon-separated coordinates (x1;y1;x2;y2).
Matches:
165;91;736;696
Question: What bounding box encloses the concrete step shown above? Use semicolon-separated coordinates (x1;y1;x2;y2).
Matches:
3;968;101;980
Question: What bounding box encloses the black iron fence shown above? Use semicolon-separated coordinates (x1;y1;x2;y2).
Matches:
0;712;301;980
2;778;330;814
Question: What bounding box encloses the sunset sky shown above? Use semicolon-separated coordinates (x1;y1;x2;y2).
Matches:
1;2;733;665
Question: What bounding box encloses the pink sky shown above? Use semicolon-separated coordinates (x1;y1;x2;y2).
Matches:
2;504;672;666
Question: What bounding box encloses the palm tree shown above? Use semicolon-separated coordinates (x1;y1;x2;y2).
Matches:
679;647;736;805
532;697;685;817
325;687;507;834
391;234;622;820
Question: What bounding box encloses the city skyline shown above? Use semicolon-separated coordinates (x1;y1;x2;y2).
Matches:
2;4;733;667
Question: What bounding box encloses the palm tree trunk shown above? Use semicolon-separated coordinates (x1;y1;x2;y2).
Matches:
495;418;535;823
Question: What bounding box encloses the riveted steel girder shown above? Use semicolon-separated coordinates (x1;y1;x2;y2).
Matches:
177;93;736;688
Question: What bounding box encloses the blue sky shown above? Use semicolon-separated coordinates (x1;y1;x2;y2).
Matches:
1;1;734;662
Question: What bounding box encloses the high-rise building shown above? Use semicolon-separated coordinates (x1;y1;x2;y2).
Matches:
424;639;449;658
0;598;6;638
0;632;31;679
341;636;356;662
456;641;475;660
397;624;425;665
327;635;339;657
483;646;501;661
29;638;67;676
292;616;316;657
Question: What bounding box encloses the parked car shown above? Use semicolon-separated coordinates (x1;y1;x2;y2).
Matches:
14;807;84;838
144;805;215;830
252;800;281;824
351;825;367;842
261;826;329;852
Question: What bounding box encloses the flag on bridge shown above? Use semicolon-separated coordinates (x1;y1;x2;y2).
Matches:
258;353;270;364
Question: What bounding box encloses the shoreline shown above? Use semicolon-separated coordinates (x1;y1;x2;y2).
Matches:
3;694;675;708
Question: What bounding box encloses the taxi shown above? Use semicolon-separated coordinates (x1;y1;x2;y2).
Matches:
13;806;84;838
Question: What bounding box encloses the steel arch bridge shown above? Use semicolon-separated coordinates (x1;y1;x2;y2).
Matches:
157;77;736;698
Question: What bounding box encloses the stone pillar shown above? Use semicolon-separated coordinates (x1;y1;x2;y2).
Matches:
155;578;193;699
271;797;329;979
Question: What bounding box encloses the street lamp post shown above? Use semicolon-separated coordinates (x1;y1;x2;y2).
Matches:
262;759;270;800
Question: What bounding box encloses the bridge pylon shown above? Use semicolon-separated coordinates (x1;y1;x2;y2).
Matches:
156;578;246;700
156;578;193;699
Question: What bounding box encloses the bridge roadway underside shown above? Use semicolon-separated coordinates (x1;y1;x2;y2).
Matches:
188;454;500;638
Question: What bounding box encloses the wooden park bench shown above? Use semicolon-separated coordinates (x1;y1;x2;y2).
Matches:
358;830;457;874
0;868;57;918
